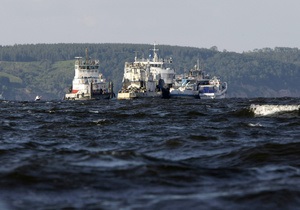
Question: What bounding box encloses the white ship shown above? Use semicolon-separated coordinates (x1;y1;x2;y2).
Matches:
65;49;114;100
170;61;227;99
170;62;204;98
198;76;227;99
117;44;175;99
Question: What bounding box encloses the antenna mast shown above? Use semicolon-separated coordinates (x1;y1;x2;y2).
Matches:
85;48;89;62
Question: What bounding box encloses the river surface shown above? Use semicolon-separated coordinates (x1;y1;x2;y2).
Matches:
0;98;300;210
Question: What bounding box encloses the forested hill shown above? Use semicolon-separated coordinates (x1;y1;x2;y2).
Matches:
0;43;299;100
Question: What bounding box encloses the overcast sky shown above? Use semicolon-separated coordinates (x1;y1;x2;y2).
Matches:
1;0;300;52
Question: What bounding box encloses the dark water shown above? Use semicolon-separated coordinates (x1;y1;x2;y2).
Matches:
0;98;300;210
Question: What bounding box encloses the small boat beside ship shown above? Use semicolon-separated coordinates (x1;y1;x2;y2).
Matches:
117;44;175;99
169;62;204;98
64;49;114;100
170;61;227;99
198;76;227;99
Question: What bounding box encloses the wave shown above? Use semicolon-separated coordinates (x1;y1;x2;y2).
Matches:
250;104;300;117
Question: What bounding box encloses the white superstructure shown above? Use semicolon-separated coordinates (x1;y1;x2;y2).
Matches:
117;44;175;99
170;61;204;98
198;76;227;99
65;49;114;100
170;60;228;99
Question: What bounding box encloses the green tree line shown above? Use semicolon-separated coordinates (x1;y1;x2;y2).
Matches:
0;43;299;100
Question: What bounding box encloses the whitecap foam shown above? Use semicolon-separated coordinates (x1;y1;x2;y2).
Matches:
248;122;263;127
250;104;300;116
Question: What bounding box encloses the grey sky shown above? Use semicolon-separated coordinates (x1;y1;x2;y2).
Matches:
1;0;299;52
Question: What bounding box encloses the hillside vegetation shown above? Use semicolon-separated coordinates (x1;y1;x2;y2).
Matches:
0;43;299;100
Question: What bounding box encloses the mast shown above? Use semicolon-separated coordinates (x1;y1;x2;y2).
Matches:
85;48;89;62
151;43;159;62
134;51;138;62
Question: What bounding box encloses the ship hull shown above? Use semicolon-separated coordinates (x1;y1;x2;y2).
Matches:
169;88;199;99
117;91;161;100
65;92;111;100
170;94;199;99
199;93;226;99
118;44;175;100
64;49;114;101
